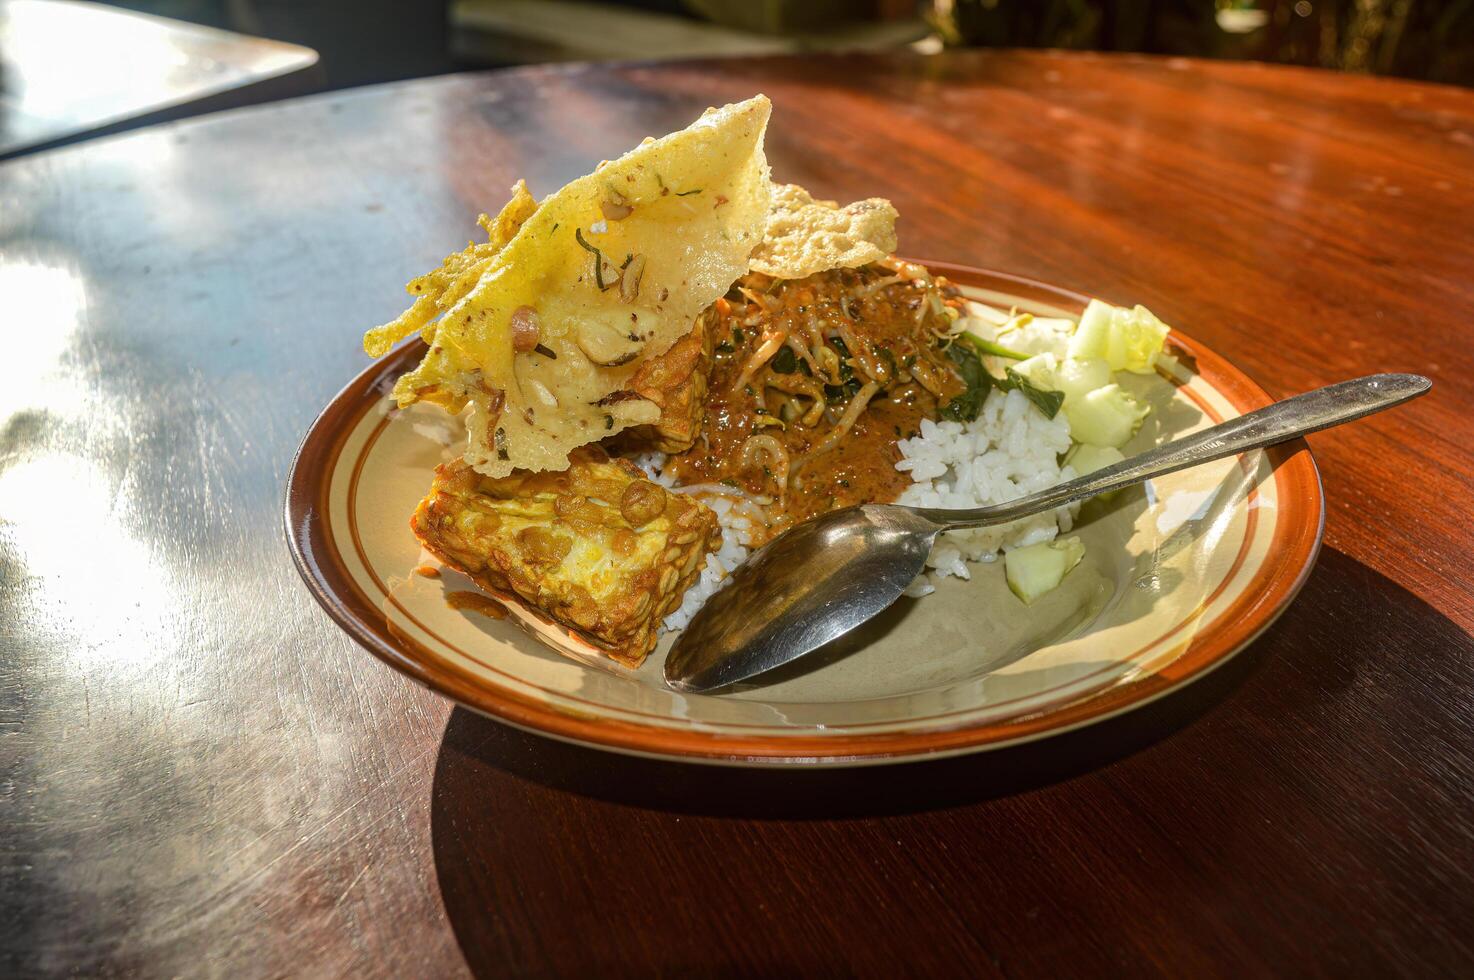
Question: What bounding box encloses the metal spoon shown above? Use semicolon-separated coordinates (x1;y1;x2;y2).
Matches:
664;373;1430;693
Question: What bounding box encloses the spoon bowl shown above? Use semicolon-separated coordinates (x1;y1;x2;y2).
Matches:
663;505;941;693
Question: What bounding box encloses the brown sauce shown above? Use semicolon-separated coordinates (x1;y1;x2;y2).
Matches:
446;590;509;619
665;266;964;537
783;396;928;524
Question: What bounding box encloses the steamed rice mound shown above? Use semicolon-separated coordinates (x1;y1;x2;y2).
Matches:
896;386;1078;595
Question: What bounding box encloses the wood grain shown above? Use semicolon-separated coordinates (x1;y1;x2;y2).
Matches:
2;52;1472;977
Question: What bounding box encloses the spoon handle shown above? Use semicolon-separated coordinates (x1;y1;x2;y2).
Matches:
912;373;1430;532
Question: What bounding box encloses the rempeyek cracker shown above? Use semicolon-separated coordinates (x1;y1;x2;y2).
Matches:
363;96;773;478
748;183;899;281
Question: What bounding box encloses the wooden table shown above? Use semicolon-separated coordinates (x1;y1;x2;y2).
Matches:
3;52;1472;977
0;0;318;159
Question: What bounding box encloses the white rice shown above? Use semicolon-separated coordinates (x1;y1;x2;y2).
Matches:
662;497;753;631
894;387;1076;597
632;453;759;632
637;307;1079;629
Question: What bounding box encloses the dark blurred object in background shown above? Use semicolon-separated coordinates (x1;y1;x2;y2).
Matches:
105;0;455;88
450;0;927;66
928;0;1474;88
90;0;1474;94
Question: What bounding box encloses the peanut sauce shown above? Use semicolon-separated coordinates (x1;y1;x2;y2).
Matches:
666;265;965;535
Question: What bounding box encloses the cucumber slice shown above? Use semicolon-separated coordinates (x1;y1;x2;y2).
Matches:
1011;352;1057;388
1013;355;1111;410
1054;357;1111;403
1068;299;1115;361
1067;443;1126;476
1065;384;1148;448
1004;537;1086;604
1068;299;1170;374
1107;305;1170;374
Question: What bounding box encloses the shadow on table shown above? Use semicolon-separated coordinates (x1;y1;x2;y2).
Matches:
427;546;1473;974
429;638;1258;820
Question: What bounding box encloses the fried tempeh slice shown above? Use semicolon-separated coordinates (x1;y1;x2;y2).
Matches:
411;447;720;665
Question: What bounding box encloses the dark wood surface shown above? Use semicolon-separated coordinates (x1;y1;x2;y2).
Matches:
3;52;1473;977
0;0;319;159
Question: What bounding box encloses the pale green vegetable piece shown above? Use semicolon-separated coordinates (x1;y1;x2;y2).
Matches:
1068;299;1171;374
1065;384;1148;448
1011;352;1058;388
1054;356;1111;402
1068;299;1115;361
1107;304;1171;374
1005;537;1086;604
1012;354;1111;409
1067;443;1126;476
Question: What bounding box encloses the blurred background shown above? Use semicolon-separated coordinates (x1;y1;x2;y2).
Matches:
107;0;1474;86
2;0;1471;158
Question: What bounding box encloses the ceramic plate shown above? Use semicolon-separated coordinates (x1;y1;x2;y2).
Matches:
286;264;1322;766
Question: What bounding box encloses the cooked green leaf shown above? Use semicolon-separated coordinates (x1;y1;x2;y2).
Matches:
824;378;863;404
939;341;992;422
1002;367;1066;420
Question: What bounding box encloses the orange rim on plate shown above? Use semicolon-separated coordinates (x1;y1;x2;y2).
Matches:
285;265;1323;765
